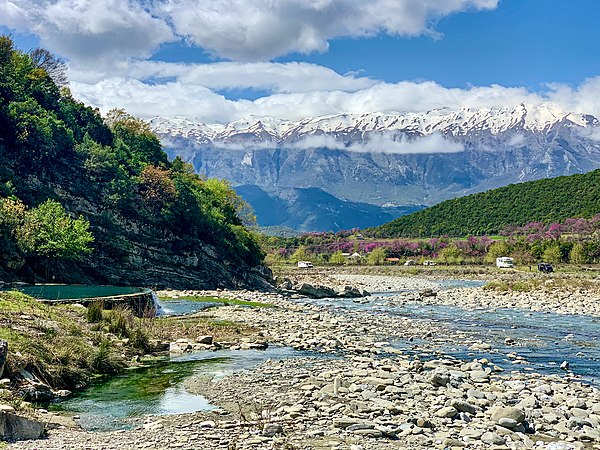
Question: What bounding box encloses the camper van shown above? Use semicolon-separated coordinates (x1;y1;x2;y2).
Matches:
297;261;313;268
496;257;514;268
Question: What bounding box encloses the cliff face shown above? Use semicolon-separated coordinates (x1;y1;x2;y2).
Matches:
1;177;272;290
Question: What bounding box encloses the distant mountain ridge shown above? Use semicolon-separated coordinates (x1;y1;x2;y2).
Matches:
150;103;596;141
151;104;600;231
369;169;600;238
235;185;424;232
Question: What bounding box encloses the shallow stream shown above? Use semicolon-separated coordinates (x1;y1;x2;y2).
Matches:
51;347;308;431
53;278;600;431
301;279;600;384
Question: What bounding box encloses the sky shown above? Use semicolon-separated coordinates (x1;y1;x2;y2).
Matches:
1;0;600;124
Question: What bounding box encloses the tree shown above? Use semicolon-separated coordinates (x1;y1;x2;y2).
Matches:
438;244;464;265
17;199;94;260
367;247;387;265
290;246;309;263
0;197;26;231
0;197;27;263
138;165;176;211
485;241;510;263
569;242;587;264
511;249;535;268
542;244;562;264
27;48;68;86
329;251;346;265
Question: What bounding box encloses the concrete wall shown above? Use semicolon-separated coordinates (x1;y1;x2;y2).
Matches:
39;290;157;317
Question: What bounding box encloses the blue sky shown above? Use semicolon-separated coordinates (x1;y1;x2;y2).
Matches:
145;0;600;92
1;0;600;122
286;0;600;90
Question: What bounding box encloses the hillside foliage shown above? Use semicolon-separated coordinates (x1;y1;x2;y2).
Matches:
370;170;600;238
0;36;263;283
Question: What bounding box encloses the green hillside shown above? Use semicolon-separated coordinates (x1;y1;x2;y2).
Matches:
370;169;600;237
0;37;267;288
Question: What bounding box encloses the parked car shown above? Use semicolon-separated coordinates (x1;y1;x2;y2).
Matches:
297;261;313;268
423;260;437;266
404;259;416;266
538;263;554;273
496;257;514;268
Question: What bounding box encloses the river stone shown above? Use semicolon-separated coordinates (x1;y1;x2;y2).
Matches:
570;408;589;418
196;335;213;345
498;417;519;428
469;371;490;382
469;343;491;351
491;407;525;425
566;398;586;409
262;423;283;437
55;390;71;398
481;431;506;445
333;417;363;429
516;395;538;409
19;383;54;403
436;406;458;418
353;429;383;437
430;371;450;387
0;412;44;440
443;438;465;447
346;423;375;431
451;399;477;415
297;283;337;299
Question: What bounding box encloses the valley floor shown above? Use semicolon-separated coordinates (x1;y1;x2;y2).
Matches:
9;268;600;449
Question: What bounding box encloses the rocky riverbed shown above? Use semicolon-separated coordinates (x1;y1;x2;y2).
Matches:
331;273;600;317
9;277;600;449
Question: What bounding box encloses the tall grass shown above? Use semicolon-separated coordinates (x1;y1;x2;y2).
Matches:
107;305;134;337
86;299;104;323
91;339;125;375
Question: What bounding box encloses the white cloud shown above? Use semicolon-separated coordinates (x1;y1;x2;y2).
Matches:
290;132;464;154
507;134;525;146
1;0;499;63
70;60;376;93
156;0;499;61
0;0;174;65
577;127;600;142
71;77;244;123
191;131;463;154
70;75;600;125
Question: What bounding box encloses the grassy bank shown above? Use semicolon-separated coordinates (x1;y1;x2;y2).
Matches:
0;291;261;401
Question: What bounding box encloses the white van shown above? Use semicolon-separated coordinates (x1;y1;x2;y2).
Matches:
297;261;313;268
496;257;514;268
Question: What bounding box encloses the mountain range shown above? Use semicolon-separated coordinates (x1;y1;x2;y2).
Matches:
151;103;600;232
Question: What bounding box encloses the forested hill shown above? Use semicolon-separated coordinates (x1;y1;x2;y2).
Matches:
0;37;269;289
369;169;600;238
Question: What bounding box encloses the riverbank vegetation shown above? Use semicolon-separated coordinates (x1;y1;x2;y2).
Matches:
0;290;260;400
261;214;600;268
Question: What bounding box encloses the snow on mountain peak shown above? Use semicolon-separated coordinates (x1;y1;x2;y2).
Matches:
150;103;596;146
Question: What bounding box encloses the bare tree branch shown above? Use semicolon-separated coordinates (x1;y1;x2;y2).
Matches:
27;48;69;87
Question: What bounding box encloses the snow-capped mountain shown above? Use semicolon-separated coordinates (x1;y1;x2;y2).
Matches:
150;103;597;144
150;103;600;232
